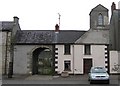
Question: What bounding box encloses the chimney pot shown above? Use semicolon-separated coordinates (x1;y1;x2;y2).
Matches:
55;24;59;32
13;16;19;23
111;2;116;14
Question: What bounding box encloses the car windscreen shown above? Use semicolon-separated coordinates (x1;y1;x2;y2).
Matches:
91;68;106;73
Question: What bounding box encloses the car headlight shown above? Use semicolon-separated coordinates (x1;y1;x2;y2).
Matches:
106;75;109;78
91;75;96;78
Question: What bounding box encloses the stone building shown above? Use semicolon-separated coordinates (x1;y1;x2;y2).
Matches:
1;3;119;76
0;17;21;75
14;28;86;75
110;2;120;51
109;2;120;74
73;4;109;74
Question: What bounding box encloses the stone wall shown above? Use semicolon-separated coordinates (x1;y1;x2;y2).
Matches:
0;31;2;79
90;4;109;29
14;45;54;75
1;32;12;75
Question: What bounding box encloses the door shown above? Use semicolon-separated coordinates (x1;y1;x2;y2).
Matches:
84;59;92;74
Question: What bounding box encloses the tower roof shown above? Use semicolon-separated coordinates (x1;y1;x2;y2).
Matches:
90;4;108;15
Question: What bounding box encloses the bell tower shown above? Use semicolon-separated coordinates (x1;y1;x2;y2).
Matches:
89;4;109;30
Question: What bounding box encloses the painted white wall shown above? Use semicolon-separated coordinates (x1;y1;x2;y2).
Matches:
118;52;120;73
91;45;106;67
74;45;106;74
110;51;119;74
56;45;73;74
74;45;83;74
57;44;106;74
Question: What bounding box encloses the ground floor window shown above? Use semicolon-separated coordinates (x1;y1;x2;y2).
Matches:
64;60;71;71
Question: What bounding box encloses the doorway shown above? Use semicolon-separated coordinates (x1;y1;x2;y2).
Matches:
32;48;53;75
83;59;92;74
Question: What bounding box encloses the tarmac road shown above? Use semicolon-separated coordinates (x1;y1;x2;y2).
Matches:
1;75;120;86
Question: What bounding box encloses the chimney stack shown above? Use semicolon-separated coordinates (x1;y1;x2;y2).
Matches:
13;16;19;24
111;2;116;14
55;24;59;32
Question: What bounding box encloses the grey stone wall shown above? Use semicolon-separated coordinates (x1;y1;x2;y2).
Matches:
90;5;109;29
0;31;12;74
110;10;120;51
0;31;2;76
14;45;54;75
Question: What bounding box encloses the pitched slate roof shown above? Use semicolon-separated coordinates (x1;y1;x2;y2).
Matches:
15;30;86;44
75;29;109;44
55;30;86;43
0;22;14;31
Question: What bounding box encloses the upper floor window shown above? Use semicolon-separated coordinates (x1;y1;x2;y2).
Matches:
98;14;103;25
84;44;91;55
64;44;71;55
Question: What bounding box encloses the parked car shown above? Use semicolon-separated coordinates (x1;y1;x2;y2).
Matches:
88;66;109;84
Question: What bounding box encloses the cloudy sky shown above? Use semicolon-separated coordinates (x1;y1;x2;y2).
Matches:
0;0;120;30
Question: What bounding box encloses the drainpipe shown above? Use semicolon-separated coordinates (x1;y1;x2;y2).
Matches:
4;31;8;75
8;31;14;78
72;45;75;75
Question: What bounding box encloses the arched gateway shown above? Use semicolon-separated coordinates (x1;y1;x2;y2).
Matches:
32;47;53;75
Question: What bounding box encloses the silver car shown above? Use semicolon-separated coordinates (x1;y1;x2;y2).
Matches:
88;67;109;84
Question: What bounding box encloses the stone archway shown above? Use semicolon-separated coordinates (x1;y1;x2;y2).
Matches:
32;47;53;75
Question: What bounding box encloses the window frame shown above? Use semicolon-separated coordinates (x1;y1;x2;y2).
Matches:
98;13;104;26
84;44;91;55
64;60;71;71
64;44;71;55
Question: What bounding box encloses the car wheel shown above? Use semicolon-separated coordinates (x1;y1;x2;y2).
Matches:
90;80;93;84
106;80;109;84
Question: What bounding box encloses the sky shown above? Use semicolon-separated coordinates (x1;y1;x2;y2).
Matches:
0;0;120;30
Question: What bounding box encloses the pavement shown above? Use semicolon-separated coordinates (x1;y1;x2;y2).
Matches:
1;74;120;85
2;74;89;80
